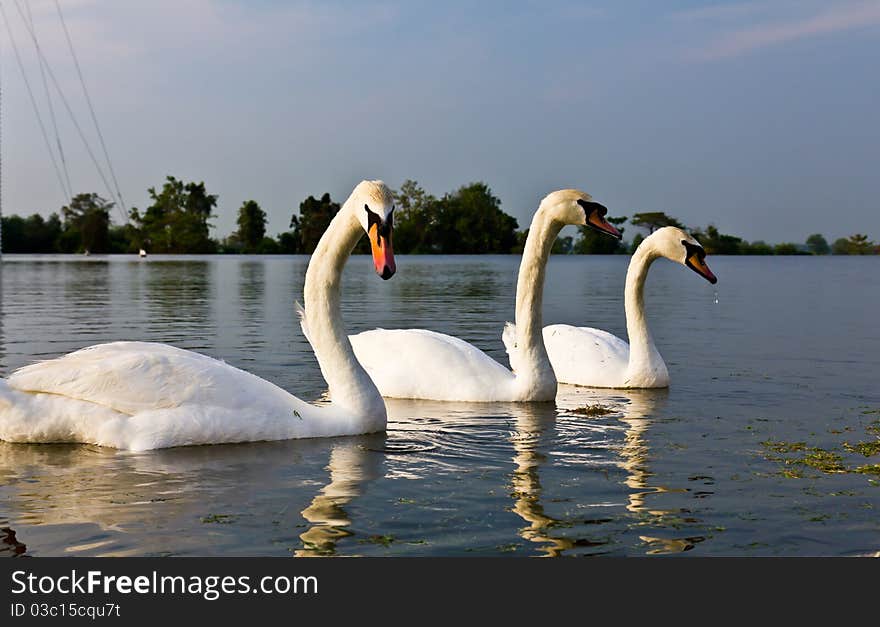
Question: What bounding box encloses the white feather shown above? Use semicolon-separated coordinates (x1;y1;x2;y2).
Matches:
0;181;393;450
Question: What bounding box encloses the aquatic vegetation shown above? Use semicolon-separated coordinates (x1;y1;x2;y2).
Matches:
359;534;395;547
843;441;880;457
761;440;808;454
760;417;880;479
200;514;237;524
571;404;615;417
801;450;846;474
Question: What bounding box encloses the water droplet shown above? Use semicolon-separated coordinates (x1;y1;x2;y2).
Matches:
713;289;719;305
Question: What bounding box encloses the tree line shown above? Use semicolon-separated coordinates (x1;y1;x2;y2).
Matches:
2;176;877;255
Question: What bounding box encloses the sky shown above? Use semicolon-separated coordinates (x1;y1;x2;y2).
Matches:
1;0;879;244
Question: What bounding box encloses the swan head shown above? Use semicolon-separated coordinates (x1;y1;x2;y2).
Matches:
350;180;396;280
648;226;718;284
540;189;622;239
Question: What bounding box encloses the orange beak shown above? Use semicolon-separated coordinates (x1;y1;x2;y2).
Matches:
587;211;622;240
686;253;718;284
369;223;395;280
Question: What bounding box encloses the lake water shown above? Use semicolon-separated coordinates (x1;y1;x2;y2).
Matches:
0;253;878;556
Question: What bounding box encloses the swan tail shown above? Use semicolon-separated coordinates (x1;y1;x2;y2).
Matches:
502;322;521;373
295;301;312;345
0;379;12;410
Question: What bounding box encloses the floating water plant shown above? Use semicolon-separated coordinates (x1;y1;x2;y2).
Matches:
571;404;615;417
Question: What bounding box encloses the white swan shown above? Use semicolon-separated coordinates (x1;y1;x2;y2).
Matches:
349;190;622;401
503;226;716;389
0;180;397;451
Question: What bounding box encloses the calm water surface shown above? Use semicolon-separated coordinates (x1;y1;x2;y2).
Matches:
0;254;878;556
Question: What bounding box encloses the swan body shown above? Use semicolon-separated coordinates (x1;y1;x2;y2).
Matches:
0;180;398;450
352;328;527;402
350;189;621;401
503;226;717;389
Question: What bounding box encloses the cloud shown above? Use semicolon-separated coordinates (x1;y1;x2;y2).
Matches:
671;2;766;23
698;1;880;60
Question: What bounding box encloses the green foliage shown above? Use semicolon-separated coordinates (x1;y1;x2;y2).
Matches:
512;230;572;254
742;240;774;255
235;200;267;252
774;242;807;255
2;180;877;257
805;233;830;255
433;182;519;253
391;181;518;253
59;193;113;253
131;176;217;253
289;193;340;254
629;232;644;254
690;225;744;255
392;179;437;253
631;212;683;234
276;231;299;254
832;234;876;255
573;215;627;254
256;237;280;254
0;212;62;252
108;223;141;254
553;235;573;254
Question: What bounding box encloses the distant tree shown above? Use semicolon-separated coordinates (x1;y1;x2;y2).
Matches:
27;213;63;252
831;238;848;255
0;215;27;252
573;215;627;254
255;237;279;254
392;179;437;253
553;235;573;254
431;183;519;254
276;231;299;254
832;234;875;255
290;193;340;254
130;177;217;253
774;242;804;255
742;240;773;255
512;229;528;254
59;193;113;253
513;229;573;254
805;233;830;255
691;225;744;255
235;200;267;252
108;222;139;253
629;232;644;254
631;212;683;234
847;233;875;255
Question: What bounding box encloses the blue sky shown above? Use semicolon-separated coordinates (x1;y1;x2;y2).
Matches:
2;0;879;243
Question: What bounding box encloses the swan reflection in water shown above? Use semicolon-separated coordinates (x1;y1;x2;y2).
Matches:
295;436;385;557
528;387;676;556
0;438;373;556
0;388;701;557
557;387;706;555
383;390;688;557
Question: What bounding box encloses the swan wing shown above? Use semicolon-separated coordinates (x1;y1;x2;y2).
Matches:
7;341;300;416
350;329;515;401
542;324;630;387
501;321;521;372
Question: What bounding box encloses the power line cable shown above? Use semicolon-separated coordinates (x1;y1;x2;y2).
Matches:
24;0;72;199
54;0;128;221
0;0;70;206
11;0;125;222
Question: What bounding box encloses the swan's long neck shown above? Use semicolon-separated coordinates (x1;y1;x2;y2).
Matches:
303;205;385;427
512;205;559;397
624;242;663;373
